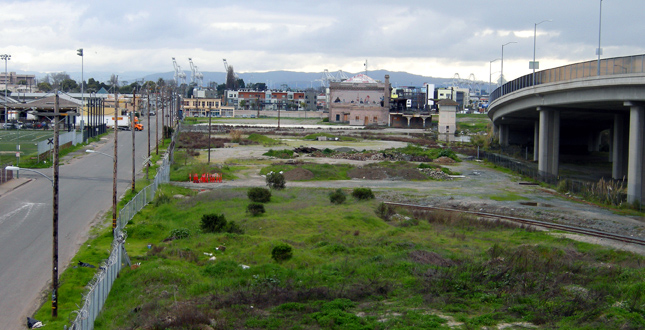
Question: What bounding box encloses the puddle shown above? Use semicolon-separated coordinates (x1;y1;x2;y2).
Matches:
519;202;552;207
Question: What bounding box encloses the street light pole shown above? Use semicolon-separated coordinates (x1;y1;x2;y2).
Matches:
532;20;552;86
597;0;603;76
77;49;84;139
1;54;10;129
501;42;517;85
489;58;500;94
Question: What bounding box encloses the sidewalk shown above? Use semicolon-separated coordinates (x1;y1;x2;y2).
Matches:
0;177;32;197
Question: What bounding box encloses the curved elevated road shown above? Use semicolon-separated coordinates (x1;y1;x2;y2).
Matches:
488;54;645;204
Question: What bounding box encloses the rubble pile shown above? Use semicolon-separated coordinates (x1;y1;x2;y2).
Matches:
418;168;453;180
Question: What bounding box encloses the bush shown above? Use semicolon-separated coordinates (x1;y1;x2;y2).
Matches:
200;213;245;234
246;203;266;216
168;228;190;240
375;202;395;220
225;221;244;234
351;187;375;200
271;243;293;262
329;189;346;204
247;187;271;203
200;213;228;233
266;171;286;190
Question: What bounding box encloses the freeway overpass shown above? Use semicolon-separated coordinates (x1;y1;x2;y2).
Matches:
488;54;645;204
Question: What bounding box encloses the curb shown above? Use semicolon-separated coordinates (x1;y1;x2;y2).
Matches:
0;178;33;197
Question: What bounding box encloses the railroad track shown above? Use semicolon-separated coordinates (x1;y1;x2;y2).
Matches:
385;202;645;247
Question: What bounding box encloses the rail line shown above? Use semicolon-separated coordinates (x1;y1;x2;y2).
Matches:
385;202;645;247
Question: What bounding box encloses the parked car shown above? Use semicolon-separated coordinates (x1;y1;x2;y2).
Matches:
35;122;49;129
2;122;18;129
22;122;34;129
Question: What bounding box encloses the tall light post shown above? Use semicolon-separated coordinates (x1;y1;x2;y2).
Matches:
77;48;84;138
597;0;604;76
501;42;517;85
1;54;10;129
489;58;500;94
532;20;552;86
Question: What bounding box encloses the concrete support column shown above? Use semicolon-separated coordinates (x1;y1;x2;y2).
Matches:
608;125;613;162
533;121;539;161
587;131;601;152
626;103;645;205
537;107;560;176
612;114;628;179
406;117;411;127
499;124;509;147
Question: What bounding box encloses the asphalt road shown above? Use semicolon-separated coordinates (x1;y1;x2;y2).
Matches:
0;116;161;329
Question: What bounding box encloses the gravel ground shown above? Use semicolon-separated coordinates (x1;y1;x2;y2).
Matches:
175;119;645;254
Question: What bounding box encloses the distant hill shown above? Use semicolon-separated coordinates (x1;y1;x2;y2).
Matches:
28;70;469;90
143;70;456;89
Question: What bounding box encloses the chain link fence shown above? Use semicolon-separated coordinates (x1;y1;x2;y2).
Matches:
480;150;627;205
67;125;179;330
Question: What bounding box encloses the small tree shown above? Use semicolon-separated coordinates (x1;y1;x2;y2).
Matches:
329;189;346;204
352;188;375;200
200;213;228;233
246;202;266;216
271;243;293;262
266;172;286;190
248;187;271;203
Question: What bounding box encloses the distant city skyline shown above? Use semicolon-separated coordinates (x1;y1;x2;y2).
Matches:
2;0;643;84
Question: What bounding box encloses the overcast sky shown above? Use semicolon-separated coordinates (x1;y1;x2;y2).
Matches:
1;0;643;83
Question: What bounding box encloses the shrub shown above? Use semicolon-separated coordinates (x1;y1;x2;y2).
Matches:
200;213;228;233
329;189;346;204
375;202;395;220
225;221;244;234
351;187;375;200
271;243;293;262
247;187;271;203
153;192;172;207
266;172;286;190
168;228;190;240
200;213;244;234
230;130;242;143
246;203;266;216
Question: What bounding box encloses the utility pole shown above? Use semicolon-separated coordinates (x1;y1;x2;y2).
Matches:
162;87;166;146
52;93;60;318
208;106;212;164
155;88;159;155
131;88;136;192
146;88;150;180
113;80;119;235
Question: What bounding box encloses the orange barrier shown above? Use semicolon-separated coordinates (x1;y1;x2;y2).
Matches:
189;173;222;183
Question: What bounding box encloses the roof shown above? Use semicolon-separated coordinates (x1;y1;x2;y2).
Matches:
11;94;82;110
344;74;378;84
437;99;459;106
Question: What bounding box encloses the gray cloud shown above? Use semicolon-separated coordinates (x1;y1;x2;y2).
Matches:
1;0;642;81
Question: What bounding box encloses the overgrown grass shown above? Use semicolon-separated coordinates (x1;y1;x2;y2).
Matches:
34;183;645;329
392;144;461;162
248;133;282;147
261;163;355;180
75;187;645;330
